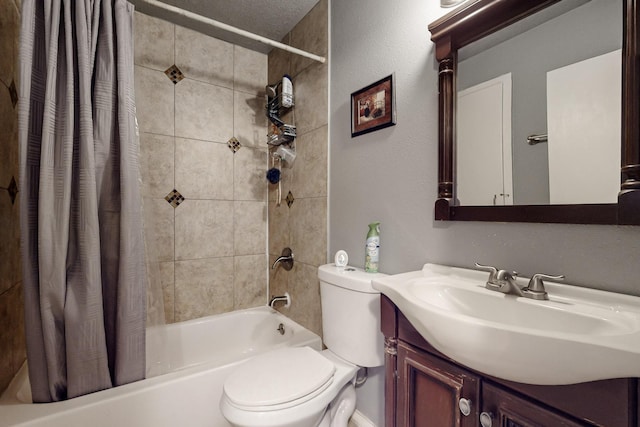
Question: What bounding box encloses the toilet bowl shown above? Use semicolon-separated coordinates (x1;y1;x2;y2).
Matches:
220;264;386;427
220;348;357;427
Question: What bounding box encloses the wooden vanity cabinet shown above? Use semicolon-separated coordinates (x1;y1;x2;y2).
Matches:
381;295;638;427
396;341;480;426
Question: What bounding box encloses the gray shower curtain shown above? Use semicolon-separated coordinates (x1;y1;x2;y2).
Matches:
18;0;146;402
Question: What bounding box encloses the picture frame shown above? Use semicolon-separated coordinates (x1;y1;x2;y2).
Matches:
351;74;396;137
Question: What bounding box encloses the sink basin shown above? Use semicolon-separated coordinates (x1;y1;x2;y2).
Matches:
372;264;640;385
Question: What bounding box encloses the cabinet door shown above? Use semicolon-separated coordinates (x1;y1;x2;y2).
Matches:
481;383;585;427
397;342;480;427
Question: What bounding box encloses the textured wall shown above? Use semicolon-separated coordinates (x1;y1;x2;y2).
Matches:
134;12;268;323
267;0;329;338
0;0;25;394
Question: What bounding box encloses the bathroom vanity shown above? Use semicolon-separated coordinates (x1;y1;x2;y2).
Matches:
380;295;638;427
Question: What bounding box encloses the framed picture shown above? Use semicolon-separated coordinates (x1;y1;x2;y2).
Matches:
351;74;396;137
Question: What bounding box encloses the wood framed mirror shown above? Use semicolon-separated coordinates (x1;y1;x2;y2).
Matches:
429;0;640;224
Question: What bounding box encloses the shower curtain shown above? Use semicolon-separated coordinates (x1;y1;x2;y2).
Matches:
18;0;146;402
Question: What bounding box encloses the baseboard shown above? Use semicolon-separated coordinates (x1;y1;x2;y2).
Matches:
349;410;377;427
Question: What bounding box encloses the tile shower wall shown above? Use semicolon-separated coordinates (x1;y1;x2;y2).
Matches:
0;0;25;394
268;0;329;337
134;12;268;323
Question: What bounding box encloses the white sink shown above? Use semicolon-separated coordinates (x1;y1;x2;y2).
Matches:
372;264;640;385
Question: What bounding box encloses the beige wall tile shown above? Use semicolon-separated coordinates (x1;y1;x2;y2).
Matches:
268;34;292;85
292;63;328;135
0;84;16;187
139;133;174;198
159;261;175;323
0;283;24;392
0;0;18;86
0;290;14;392
134;66;175;136
174;257;234;321
290;0;328;76
175;138;233;200
234;46;267;95
176;26;234;88
234;147;268;201
143;198;175;262
290;197;327;267
9;283;25;373
175;79;233;142
234;91;267;149
292;125;328;198
234;201;267;256
234;255;267;309
289;262;323;337
0;197;14;295
134;12;174;71
175;200;233;260
268;201;290;256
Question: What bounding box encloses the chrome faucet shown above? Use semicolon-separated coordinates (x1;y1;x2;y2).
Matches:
522;273;565;300
269;292;290;308
475;263;523;297
475;263;564;300
272;247;294;270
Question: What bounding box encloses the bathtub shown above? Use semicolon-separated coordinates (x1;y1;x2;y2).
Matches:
0;307;321;427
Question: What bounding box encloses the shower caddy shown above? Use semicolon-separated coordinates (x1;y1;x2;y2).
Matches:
265;76;297;206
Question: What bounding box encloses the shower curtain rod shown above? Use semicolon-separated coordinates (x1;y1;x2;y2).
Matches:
137;0;326;64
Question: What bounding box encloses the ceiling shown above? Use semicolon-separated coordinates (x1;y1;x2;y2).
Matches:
131;0;320;54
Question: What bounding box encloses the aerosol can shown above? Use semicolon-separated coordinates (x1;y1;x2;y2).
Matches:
365;222;380;273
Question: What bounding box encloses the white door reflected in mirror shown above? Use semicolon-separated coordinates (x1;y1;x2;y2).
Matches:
457;74;513;206
547;49;621;204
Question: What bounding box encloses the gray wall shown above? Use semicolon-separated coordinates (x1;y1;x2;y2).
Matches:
330;3;640;420
458;0;621;204
330;3;640;296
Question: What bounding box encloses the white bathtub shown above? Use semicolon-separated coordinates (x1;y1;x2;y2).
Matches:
0;307;321;427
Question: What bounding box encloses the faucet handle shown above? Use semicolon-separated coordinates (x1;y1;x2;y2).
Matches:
474;263;498;283
523;273;564;300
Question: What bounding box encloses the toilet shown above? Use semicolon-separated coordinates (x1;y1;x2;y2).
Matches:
220;263;386;427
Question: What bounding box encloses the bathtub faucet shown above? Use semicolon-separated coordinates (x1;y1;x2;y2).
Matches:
272;247;294;270
269;292;291;308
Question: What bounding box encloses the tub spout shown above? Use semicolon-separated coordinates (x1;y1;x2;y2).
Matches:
272;247;294;270
269;292;291;308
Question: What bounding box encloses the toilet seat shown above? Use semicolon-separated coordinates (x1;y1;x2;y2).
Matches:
223;347;336;412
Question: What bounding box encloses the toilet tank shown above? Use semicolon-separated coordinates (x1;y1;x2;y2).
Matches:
318;264;387;368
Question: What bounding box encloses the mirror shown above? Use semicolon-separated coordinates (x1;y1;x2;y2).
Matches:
429;0;640;224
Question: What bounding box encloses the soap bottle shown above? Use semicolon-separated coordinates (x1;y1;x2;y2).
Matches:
281;74;293;108
365;222;380;273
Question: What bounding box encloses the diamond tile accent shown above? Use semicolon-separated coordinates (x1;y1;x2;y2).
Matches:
7;176;17;205
164;64;185;84
285;191;295;208
3;176;18;205
227;137;241;153
8;79;17;108
165;189;185;208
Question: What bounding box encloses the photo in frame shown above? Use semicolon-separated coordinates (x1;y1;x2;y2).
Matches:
351;74;396;137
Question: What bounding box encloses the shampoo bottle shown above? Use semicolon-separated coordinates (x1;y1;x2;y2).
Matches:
365;222;380;273
281;74;293;108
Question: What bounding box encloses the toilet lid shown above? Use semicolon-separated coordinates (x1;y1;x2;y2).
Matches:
224;347;335;407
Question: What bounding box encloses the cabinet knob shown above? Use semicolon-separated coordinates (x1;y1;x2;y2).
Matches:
480;412;493;427
458;398;472;416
